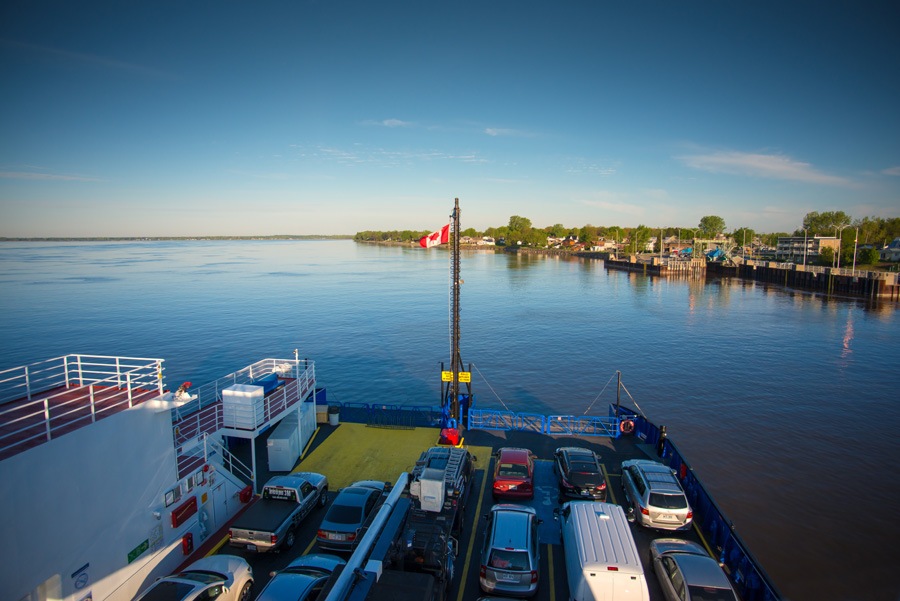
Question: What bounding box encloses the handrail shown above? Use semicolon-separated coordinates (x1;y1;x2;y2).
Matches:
613;405;782;601
172;360;316;446
0;356;165;458
203;434;253;485
324;472;410;601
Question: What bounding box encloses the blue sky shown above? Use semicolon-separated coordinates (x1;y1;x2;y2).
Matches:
1;1;898;236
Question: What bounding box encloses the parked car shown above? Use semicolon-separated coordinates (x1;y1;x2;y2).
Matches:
621;459;692;530
316;480;388;551
134;555;252;601
554;446;607;502
479;504;541;598
255;554;346;601
492;447;535;500
650;539;740;601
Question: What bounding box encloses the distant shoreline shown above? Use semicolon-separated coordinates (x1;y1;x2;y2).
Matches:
0;235;352;242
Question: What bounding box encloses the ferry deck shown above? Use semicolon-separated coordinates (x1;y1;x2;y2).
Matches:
204;418;753;601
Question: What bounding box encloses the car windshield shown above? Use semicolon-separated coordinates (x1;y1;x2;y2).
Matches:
498;463;529;477
687;585;736;601
325;503;363;524
488;549;530;571
649;493;688;509
139;581;197;601
176;571;225;584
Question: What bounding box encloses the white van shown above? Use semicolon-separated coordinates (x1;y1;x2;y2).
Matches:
557;501;650;601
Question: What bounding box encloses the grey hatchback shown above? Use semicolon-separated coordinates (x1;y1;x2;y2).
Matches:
479;504;541;598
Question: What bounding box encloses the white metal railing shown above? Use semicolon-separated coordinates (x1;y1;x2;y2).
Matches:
0;355;165;457
172;359;315;446
174;358;314;419
204;433;254;484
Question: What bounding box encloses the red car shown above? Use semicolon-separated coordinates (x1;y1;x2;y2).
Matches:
492;447;536;500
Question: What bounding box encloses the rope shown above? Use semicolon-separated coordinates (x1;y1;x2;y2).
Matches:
470;363;511;412
619;382;646;417
581;371;617;415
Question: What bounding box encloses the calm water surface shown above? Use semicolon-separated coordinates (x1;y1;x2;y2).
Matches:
1;240;897;601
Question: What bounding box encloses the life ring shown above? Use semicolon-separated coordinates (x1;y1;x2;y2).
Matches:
620;419;635;434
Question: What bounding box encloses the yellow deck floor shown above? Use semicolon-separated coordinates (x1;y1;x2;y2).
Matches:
294;423;491;489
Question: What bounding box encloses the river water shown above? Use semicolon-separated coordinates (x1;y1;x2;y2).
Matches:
1;240;897;601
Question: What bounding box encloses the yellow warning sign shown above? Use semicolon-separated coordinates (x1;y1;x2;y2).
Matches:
441;371;471;383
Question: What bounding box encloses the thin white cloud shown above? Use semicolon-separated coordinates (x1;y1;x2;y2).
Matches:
360;119;415;128
486;128;517;137
882;166;900;176
1;38;174;79
482;178;523;184
0;171;102;182
577;193;646;218
677;150;851;186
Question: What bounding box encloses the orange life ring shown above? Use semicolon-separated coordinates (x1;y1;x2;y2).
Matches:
620;419;635;434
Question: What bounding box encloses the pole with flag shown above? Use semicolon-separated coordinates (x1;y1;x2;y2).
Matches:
419;224;450;248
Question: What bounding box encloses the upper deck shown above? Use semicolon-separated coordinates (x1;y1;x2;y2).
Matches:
0;354;165;461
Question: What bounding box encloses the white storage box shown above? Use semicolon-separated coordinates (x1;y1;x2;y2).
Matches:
267;412;301;471
222;384;265;429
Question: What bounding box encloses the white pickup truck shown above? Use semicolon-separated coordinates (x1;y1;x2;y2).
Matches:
228;472;328;552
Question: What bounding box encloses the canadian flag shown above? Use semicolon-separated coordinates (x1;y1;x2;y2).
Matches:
419;224;450;248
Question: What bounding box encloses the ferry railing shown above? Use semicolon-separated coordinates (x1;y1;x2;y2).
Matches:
203;434;254;485
0;355;165;459
470;408;621;438
171;359;315;447
615;404;783;601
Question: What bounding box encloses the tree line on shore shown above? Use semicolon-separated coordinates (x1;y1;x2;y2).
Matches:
355;211;900;266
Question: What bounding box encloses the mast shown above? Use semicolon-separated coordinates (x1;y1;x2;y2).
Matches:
450;198;461;425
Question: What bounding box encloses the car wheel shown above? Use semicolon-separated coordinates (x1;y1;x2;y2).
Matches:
319;486;329;507
284;529;295;548
238;581;252;601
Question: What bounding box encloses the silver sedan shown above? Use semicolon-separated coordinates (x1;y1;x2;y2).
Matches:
649;539;739;601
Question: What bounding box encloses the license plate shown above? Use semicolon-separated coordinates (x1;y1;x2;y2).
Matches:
660;514;675;521
246;544;257;551
496;572;518;582
327;532;342;540
580;490;589;496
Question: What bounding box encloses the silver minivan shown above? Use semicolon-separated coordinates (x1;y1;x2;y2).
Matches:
479;504;541;597
621;459;692;530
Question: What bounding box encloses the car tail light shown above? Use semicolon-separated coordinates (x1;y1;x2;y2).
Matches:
270;534;278;544
317;529;326;539
561;478;574;489
687;511;693;520
640;505;649;516
347;532;357;541
227;530;232;540
480;565;486;578
607;566;619;571
596;482;606;490
530;570;538;583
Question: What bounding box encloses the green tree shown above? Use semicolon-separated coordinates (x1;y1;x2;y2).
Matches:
699;216;726;238
732;227;756;250
631;225;651;254
579;224;596;247
858;248;879;265
801;211;851;236
549;223;567;238
818;247;834;266
462;227;478;238
508;215;532;231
